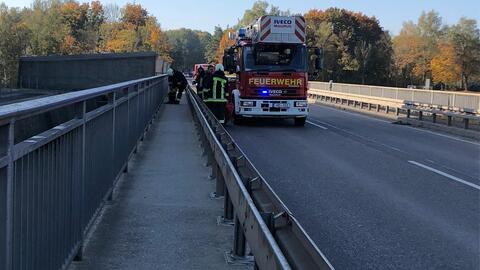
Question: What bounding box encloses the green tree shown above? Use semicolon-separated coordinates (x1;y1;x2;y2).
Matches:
305;8;393;85
0;4;30;87
166;28;211;71
236;1;289;29
23;0;66;55
205;26;223;63
448;18;480;90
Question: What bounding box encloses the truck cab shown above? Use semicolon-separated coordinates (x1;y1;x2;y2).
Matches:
224;16;312;126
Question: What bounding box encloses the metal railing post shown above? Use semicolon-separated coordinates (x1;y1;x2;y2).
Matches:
5;120;15;270
108;92;116;201
124;87;131;173
74;101;86;261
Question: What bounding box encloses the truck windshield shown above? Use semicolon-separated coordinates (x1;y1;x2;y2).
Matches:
243;44;307;72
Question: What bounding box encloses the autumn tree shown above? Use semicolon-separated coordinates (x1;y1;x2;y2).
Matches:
102;3;171;60
393;21;425;86
431;42;461;88
216;29;235;63
59;1;104;54
393;11;443;87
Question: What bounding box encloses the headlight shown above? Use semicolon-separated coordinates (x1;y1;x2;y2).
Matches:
295;101;308;107
241;101;256;107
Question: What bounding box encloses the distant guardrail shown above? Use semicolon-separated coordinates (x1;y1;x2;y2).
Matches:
309;82;480;114
187;87;334;270
0;75;168;270
308;88;480;130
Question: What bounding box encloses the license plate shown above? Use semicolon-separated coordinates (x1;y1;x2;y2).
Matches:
273;103;289;108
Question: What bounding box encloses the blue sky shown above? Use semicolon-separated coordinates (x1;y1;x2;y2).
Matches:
1;0;479;35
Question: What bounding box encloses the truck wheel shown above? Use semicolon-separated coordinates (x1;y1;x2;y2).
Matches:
294;117;306;126
233;114;243;125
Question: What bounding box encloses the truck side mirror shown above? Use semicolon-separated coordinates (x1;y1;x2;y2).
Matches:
315;57;322;71
223;55;235;74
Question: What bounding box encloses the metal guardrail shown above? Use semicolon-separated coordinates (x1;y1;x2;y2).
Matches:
187;87;334;270
308;88;480;130
310;81;480;114
0;75;168;270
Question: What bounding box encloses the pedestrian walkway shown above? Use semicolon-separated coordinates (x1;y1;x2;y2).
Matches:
69;97;242;270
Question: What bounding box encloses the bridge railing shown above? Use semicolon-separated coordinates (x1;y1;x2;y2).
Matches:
187;87;333;270
309;81;480;114
0;75;168;270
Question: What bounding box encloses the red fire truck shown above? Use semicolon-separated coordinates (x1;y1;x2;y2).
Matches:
223;15;320;126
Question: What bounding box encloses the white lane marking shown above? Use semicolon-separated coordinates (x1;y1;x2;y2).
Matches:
408;160;480;191
408;127;480;146
311;103;480;146
309;103;392;123
312;119;408;154
306;120;328;130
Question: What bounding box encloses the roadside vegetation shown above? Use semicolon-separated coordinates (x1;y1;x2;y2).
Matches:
0;0;478;90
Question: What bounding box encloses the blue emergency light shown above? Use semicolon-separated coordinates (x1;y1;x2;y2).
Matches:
238;28;246;38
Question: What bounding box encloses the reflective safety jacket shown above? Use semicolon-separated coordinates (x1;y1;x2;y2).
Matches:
204;70;228;102
195;69;205;97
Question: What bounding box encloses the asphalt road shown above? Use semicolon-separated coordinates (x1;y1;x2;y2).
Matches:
226;104;480;270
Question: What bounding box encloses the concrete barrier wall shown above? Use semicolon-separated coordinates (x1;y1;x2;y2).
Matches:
18;52;159;91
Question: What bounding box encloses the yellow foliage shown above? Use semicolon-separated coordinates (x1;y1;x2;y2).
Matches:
216;29;235;64
431;42;461;85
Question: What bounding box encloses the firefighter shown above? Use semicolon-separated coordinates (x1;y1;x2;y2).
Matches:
202;65;215;101
204;64;229;124
167;68;188;104
194;66;205;99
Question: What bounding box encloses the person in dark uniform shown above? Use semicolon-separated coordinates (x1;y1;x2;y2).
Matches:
194;66;206;99
202;65;215;101
203;64;229;123
167;68;188;104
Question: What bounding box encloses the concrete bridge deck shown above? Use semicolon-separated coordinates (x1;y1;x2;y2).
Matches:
69;98;242;270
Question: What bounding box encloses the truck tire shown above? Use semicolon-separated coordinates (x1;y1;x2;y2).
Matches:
294;117;306;126
233;114;244;125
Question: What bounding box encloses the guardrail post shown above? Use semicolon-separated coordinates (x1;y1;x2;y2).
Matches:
223;189;234;221
396;108;400;116
4;120;15;270
464;118;469;129
225;215;254;266
233;217;247;257
407;109;411;118
418;111;423;120
209;164;225;199
447;116;452;126
376;104;381;112
432;113;436;123
385;106;389;114
214;166;225;197
368;103;372;110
